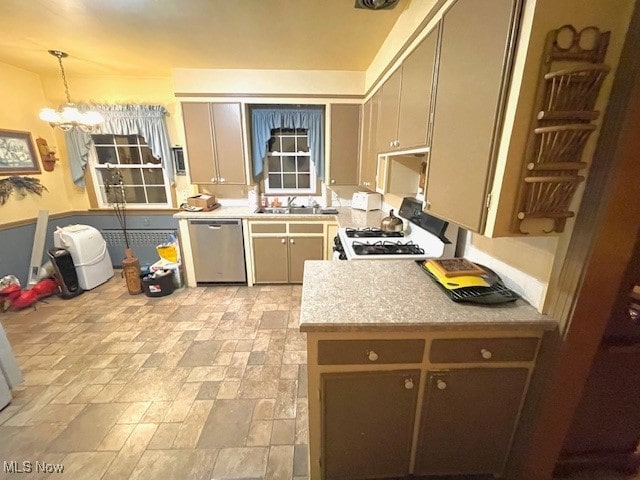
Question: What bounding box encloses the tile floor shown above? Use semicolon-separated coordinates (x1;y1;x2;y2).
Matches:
0;275;309;480
2;276;640;480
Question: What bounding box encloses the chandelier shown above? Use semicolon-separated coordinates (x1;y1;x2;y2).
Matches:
39;50;103;133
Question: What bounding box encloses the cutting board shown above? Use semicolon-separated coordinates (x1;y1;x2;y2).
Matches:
423;260;489;290
428;258;485;278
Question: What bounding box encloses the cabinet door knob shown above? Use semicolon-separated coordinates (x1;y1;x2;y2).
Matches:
389;141;394;148
367;350;378;362
219;177;226;183
211;177;217;183
436;379;447;390
290;239;295;244
404;378;414;390
330;179;335;184
281;238;286;244
481;349;493;360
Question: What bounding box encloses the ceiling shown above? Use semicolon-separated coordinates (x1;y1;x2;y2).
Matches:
0;0;407;77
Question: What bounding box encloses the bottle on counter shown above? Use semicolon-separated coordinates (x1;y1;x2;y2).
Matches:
260;194;268;208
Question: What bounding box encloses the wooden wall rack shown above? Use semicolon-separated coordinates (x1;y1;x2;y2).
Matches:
513;25;611;234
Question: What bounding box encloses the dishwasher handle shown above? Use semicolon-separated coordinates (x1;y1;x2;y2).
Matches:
188;219;242;227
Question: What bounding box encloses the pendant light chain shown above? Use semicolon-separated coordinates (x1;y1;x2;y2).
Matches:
56;53;72;104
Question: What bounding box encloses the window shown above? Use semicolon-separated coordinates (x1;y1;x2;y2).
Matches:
90;134;170;207
265;128;315;194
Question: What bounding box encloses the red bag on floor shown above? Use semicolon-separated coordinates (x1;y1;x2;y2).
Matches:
31;278;60;297
10;289;39;309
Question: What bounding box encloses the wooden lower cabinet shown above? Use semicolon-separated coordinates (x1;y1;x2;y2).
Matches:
414;368;529;476
322;370;420;480
252;237;289;283
307;333;541;480
252;234;323;284
289;237;323;283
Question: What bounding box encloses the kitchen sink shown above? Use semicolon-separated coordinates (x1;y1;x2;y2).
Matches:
254;206;322;215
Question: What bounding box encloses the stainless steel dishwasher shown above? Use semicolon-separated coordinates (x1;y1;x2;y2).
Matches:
188;219;247;283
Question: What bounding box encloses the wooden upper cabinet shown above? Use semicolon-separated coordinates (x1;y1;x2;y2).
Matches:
329;104;361;186
359;92;381;189
397;26;439;149
426;0;517;232
182;102;246;185
377;68;402;153
211;103;246;185
182;102;216;184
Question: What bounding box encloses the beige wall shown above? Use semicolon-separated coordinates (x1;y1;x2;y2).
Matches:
173;69;364;96
0;62;84;224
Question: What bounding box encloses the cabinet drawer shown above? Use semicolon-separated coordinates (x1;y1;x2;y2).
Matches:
251;223;286;234
318;339;425;365
430;337;539;363
290;223;324;234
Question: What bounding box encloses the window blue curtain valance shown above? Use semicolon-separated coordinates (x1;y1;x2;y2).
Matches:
251;107;324;180
65;104;173;187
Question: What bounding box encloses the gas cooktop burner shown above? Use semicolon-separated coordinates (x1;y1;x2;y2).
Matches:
345;227;404;238
351;240;425;256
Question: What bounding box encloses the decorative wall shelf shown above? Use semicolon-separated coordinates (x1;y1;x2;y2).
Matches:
513;25;611;234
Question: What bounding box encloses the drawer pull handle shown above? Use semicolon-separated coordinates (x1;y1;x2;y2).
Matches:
481;348;493;360
437;379;447;390
367;350;378;362
404;378;414;390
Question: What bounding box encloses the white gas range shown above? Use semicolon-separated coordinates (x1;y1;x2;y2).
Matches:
334;198;458;261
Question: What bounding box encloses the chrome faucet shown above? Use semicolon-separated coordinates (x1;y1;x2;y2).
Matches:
287;196;297;207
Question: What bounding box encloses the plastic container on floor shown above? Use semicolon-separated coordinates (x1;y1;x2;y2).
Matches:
141;270;175;297
54;225;114;290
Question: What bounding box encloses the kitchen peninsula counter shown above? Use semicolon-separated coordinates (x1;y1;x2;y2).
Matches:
299;260;557;332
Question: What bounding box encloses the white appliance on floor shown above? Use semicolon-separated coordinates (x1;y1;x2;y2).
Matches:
0;376;10;410
0;322;23;410
54;225;114;290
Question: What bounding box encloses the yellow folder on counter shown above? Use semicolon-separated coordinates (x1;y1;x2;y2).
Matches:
423;260;490;290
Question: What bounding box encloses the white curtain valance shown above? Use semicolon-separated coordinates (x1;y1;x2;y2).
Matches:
65;104;172;188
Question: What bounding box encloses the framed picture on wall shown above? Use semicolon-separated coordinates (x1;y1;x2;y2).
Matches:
0;129;40;175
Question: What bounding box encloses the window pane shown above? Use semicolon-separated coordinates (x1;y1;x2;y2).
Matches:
119;168;143;185
297;156;310;172
297;136;309;152
123;186;146;203
143;168;165;185
298;174;311;189
268;173;282;188
146;187;167;203
93;134;114;145
282;157;296;173
95;146;118;164
268;156;282;172
117;146;141;164
115;134;141;145
141;147;161;165
283;174;297;189
281;136;295;152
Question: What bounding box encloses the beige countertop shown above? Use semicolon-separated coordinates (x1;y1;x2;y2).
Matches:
299;260;557;333
173;205;387;229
